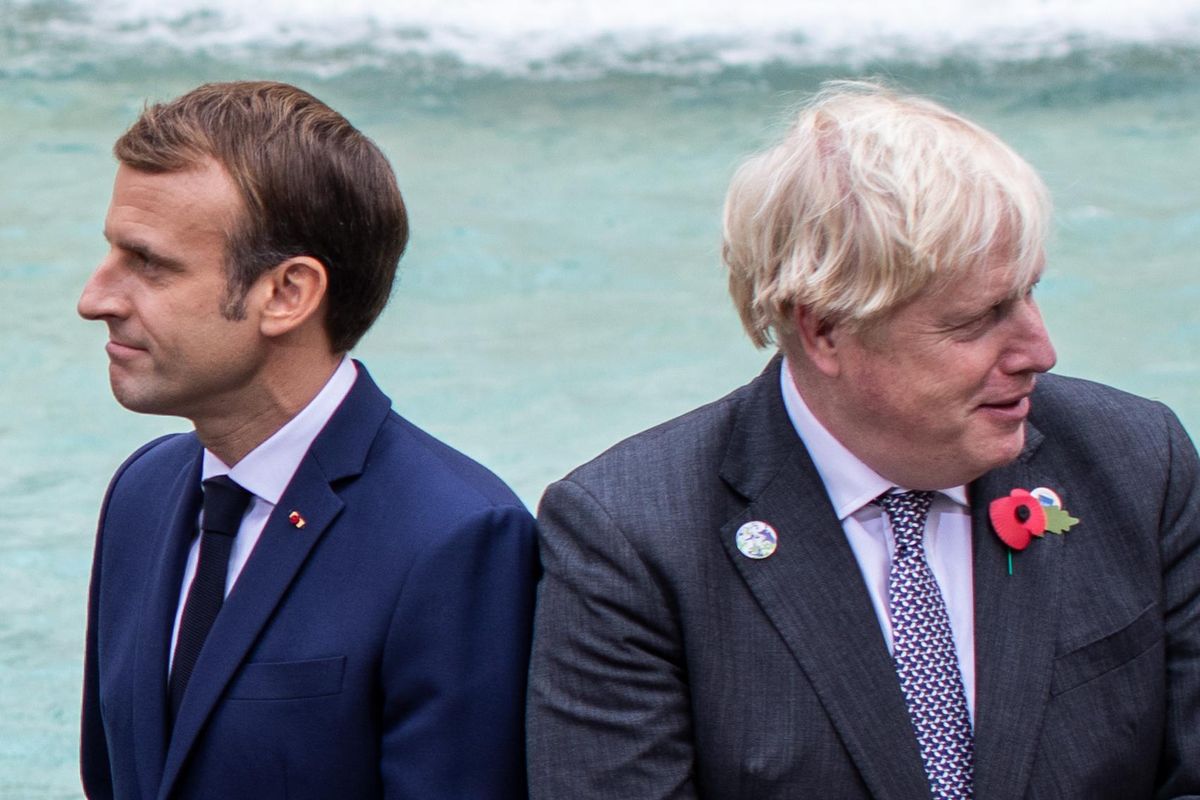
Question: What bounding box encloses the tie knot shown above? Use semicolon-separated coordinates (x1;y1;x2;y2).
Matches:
201;475;252;537
875;490;936;545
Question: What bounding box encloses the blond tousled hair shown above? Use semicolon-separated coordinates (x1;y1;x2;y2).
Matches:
723;81;1050;349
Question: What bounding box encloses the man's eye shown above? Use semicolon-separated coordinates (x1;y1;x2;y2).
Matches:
949;306;1003;339
129;251;164;274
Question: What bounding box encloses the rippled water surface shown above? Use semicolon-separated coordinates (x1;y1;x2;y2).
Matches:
3;1;1200;795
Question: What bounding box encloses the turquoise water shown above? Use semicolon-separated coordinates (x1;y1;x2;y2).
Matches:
4;2;1200;795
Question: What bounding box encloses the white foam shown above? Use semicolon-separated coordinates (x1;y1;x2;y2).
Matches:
15;0;1200;76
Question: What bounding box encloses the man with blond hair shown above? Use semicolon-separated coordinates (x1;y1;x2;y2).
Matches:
78;81;536;799
527;82;1200;799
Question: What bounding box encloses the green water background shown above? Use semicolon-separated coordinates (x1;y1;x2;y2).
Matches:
3;47;1199;797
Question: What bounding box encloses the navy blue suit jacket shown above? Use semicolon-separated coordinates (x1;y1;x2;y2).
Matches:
81;364;537;799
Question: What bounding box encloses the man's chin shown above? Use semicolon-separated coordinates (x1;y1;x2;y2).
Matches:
978;429;1028;473
109;381;181;418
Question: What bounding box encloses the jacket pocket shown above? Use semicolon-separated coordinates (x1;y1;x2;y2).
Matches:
227;655;346;700
1050;603;1162;696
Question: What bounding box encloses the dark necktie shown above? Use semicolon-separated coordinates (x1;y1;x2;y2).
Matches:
169;475;252;719
878;490;974;800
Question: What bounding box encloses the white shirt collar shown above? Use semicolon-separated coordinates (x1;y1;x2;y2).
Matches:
778;356;967;519
201;356;358;503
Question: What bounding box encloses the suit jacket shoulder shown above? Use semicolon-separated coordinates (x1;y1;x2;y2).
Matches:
103;432;200;506
552;359;794;537
371;409;529;515
1030;371;1182;448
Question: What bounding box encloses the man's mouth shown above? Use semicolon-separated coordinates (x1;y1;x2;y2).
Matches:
106;339;147;358
978;394;1031;419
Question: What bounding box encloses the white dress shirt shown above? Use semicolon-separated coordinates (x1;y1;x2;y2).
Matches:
779;358;976;723
168;357;358;670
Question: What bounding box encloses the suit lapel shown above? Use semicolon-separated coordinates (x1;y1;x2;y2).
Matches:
131;447;203;800
718;357;930;800
970;423;1064;800
157;363;393;799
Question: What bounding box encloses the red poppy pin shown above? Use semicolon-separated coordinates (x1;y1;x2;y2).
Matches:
989;487;1079;574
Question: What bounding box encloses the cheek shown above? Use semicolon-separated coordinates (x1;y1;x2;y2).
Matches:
909;345;996;406
860;357;926;408
878;372;976;443
847;367;928;432
162;293;232;336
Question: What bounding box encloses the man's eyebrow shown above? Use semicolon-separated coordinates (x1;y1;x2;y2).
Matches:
104;232;186;270
938;286;1020;328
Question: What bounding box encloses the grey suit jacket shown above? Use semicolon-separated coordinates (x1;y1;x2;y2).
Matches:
528;357;1200;799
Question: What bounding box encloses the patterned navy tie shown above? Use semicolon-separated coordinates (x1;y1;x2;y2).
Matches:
878;490;974;800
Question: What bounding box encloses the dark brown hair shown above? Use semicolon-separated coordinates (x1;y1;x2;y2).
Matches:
114;80;408;352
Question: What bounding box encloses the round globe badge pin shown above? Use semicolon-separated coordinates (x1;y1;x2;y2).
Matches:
1029;487;1063;509
735;520;778;559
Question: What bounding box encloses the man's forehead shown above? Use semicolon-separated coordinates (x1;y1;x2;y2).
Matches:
107;162;241;234
936;252;1044;305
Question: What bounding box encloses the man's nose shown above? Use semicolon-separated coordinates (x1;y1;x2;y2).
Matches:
78;255;127;321
1002;296;1057;375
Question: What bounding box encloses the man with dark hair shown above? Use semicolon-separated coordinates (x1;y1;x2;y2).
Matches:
79;81;536;799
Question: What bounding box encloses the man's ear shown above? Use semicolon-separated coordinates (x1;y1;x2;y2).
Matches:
256;256;328;338
792;304;842;377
